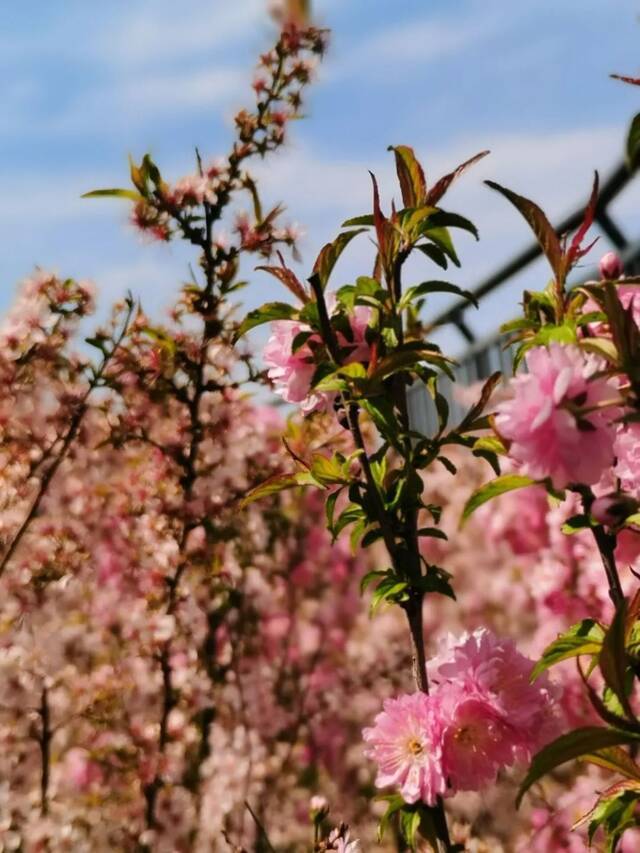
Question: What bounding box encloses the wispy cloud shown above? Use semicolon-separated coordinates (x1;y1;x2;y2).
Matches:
94;0;266;67
328;9;502;81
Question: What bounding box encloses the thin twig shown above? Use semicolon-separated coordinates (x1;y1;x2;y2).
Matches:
0;299;135;579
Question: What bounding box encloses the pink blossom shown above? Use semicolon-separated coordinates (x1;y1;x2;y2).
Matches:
263;304;372;413
615;423;640;498
495;344;619;487
263;320;330;413
64;748;103;791
438;688;515;790
481;481;550;555
431;628;559;764
362;692;446;805
167;174;215;207
331;829;361;853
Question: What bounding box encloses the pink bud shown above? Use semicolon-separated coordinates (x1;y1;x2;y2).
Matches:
592;493;637;527
599;251;624;280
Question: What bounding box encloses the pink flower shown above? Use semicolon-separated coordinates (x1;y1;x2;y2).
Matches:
615;423;640;498
599;251;624;280
438;688;514;790
167;174;215;207
342;305;372;364
263;321;330;413
431;628;559;765
263;302;372;413
64;748;103;791
362;692;446;805
495;344;619;488
326;827;361;852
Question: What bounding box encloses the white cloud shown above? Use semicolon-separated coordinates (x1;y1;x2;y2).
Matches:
0;175;114;225
98;0;266;67
327;6;502;82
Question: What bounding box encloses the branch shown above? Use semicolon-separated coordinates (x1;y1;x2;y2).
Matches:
0;298;135;579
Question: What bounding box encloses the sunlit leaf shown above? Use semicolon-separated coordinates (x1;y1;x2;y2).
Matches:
234;302;298;340
388;144;427;208
461;474;536;523
531;619;605;679
82;188;143;201
311;229;367;289
517;727;640;808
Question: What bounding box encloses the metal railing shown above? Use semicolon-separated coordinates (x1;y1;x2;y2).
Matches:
409;162;640;436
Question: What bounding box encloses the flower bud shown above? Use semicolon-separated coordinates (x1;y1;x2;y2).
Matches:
599;251;624;280
592;493;638;527
310;794;329;821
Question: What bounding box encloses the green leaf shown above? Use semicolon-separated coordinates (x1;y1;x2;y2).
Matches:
376;794;405;843
309;454;349;486
561;514;596;535
311;229;367;289
600;601;634;719
333;504;365;538
360;570;388;595
239;472;315;508
234;302;298;340
579;337;619;363
580;781;640;850
416;243;448;270
422;227;460;267
427;209;479;240
627;112;640;171
516;727;640;808
531;619;605;679
416;564;456;599
417;527;448;541
462;474;536;523
473;435;506;456
389;144;427;208
313;362;368;393
341;214;374;228
361;396;401;447
485;180;563;282
370;575;409;613
400;280;478;311
370;345;454;382
82;188;143;201
399;808;422;849
458;371;502;431
325;489;340;531
534;323;577;346
581;745;640;781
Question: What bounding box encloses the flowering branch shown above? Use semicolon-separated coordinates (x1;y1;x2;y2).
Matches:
0;294;135;578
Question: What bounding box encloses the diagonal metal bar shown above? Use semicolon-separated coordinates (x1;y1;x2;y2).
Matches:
430;162;634;335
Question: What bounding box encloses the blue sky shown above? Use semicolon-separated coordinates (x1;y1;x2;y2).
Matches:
2;0;640;356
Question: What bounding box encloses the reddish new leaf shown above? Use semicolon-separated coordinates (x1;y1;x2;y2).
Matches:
389;145;427;208
257;252;308;303
486;180;564;282
427;150;490;207
567;172;599;268
611;73;640;86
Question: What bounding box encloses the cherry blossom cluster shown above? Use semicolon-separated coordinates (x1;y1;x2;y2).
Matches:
363;629;558;804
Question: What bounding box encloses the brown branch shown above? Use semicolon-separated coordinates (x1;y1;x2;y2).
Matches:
0;299;134;579
38;686;51;817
